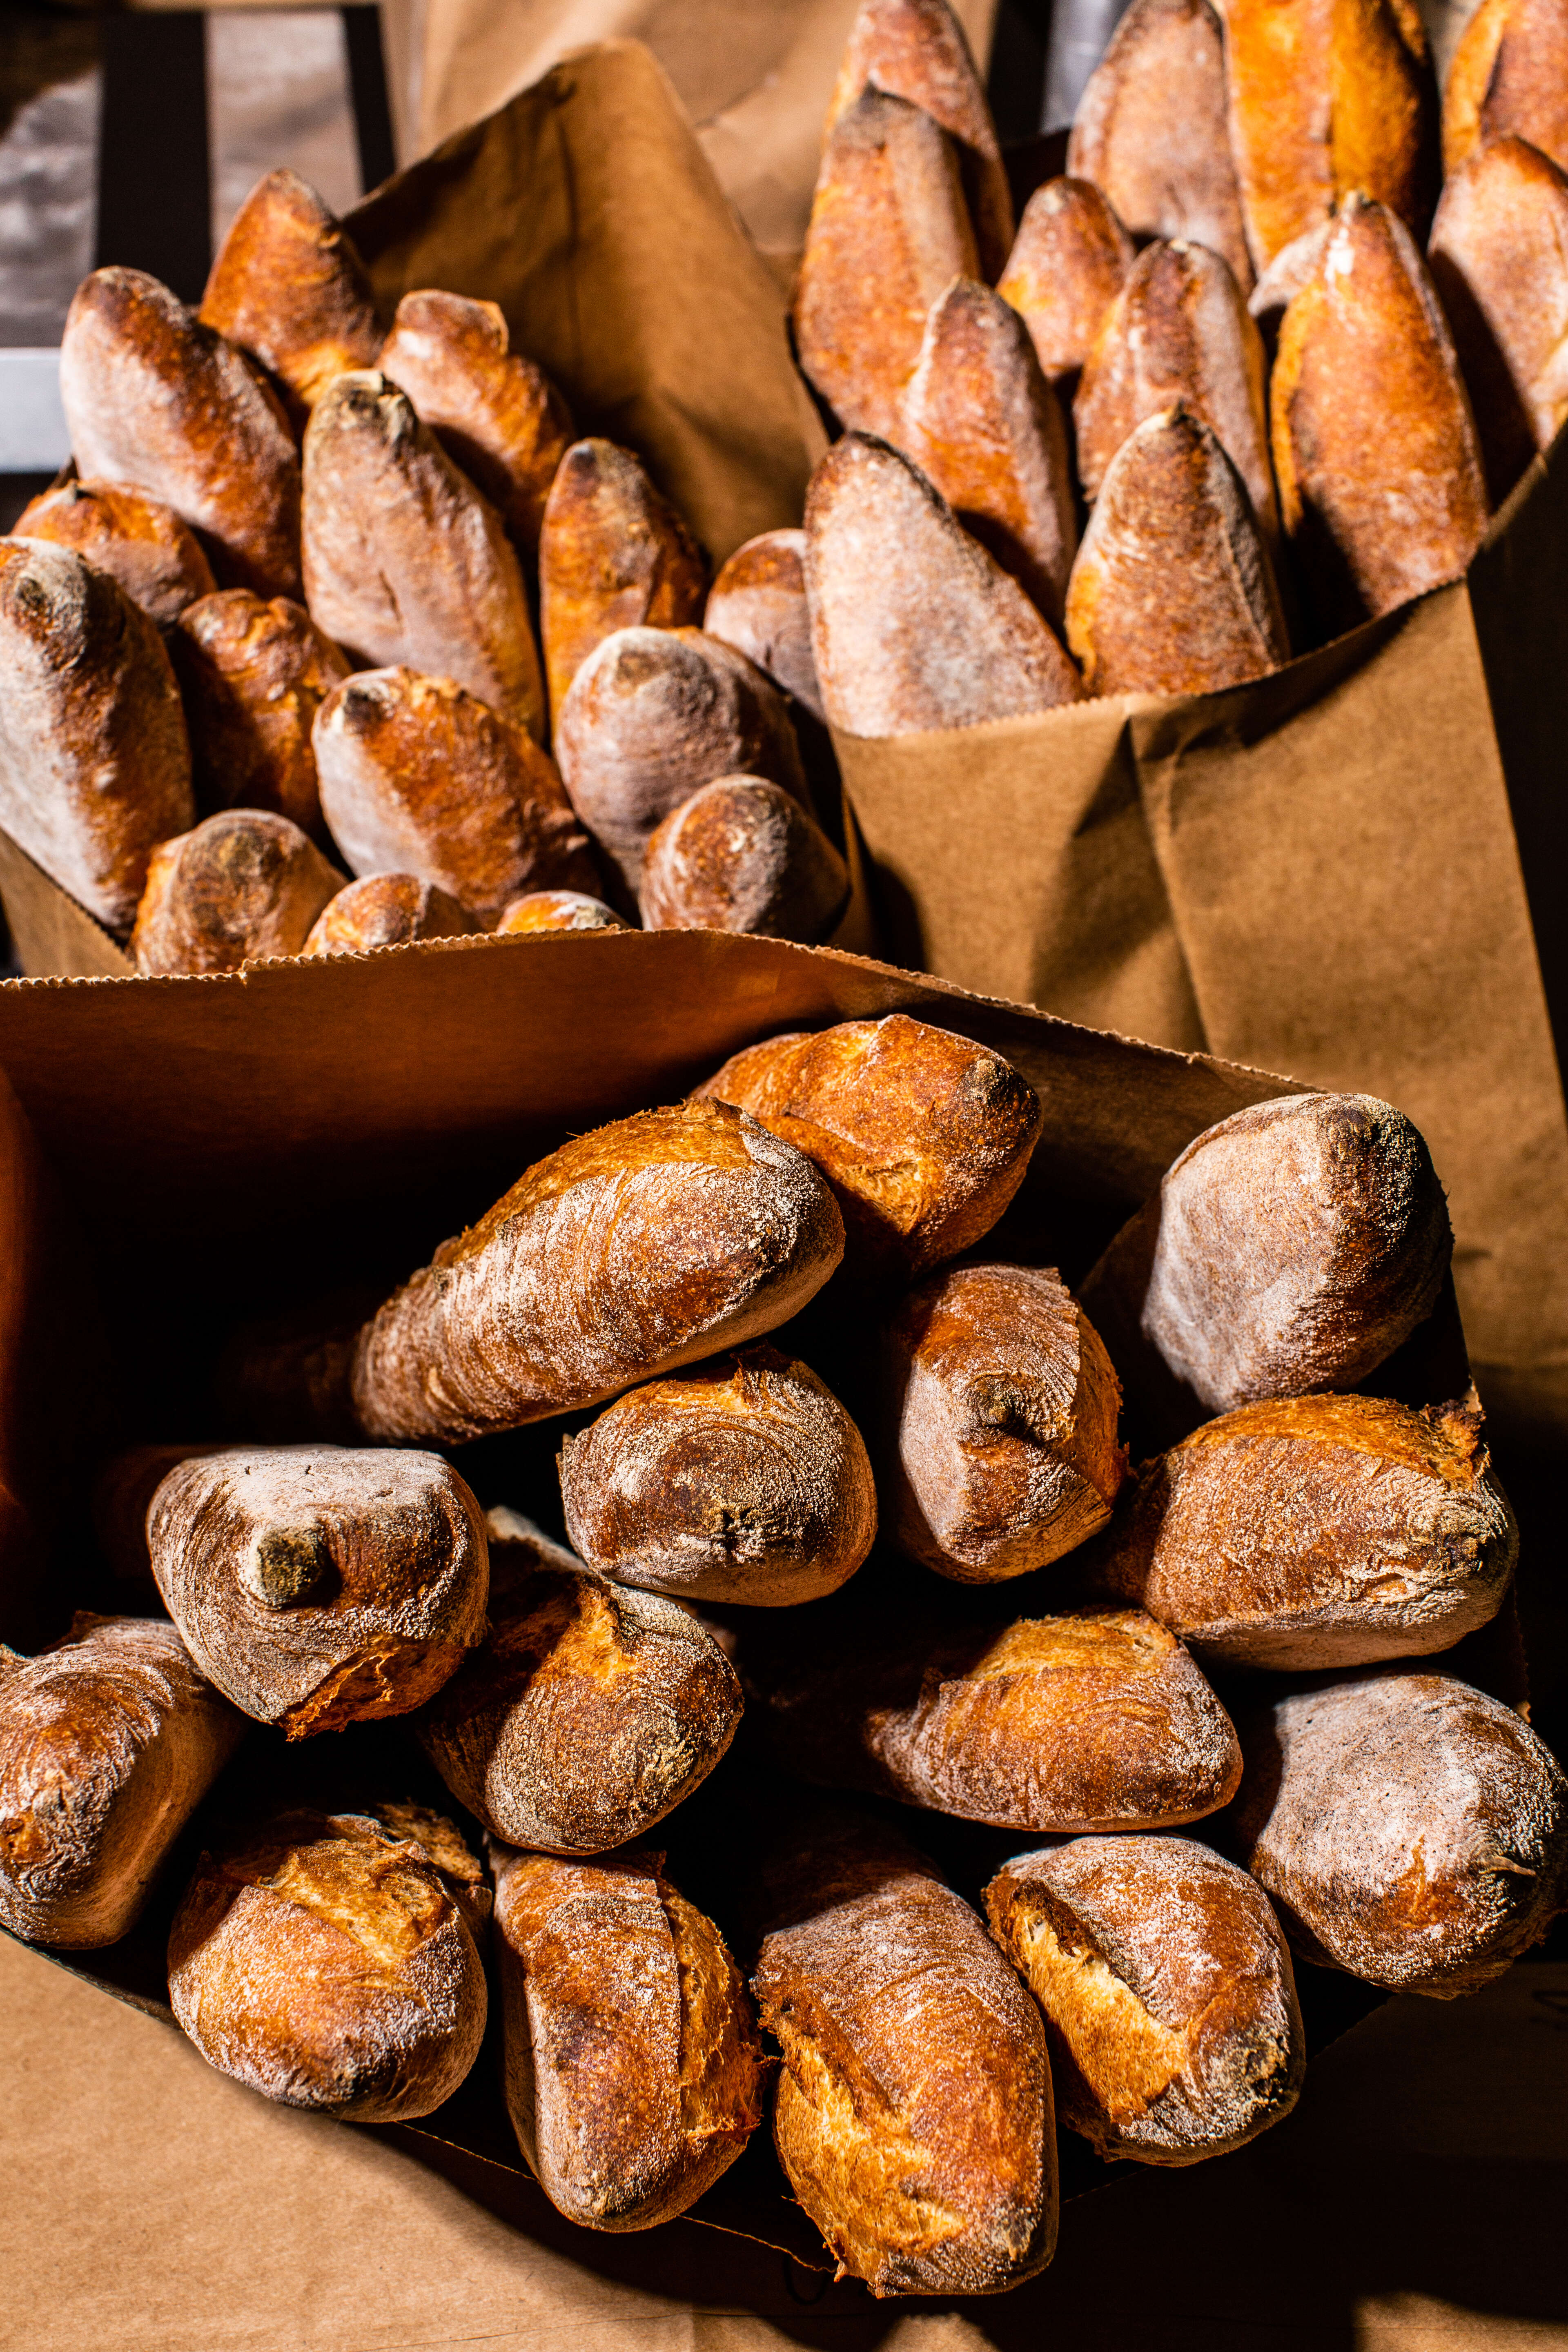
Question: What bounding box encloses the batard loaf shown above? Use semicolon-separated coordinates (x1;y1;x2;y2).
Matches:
637;776;849;941
13;478;216;633
1443;0;1568;175
704;529;825;723
537;439;707;723
172;588;349;840
130;808;345;974
494;888;628;934
302;873;475;955
199;168;381;420
997;177;1134;394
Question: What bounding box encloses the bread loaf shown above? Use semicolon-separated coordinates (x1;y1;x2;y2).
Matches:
494;889;628;934
13;479;216;633
1443;0;1568;175
827;0;1014;279
638;776;849;940
199;168;381;419
301;370;543;737
60;267;302;599
312;665;598;926
0;1613;243;1948
303;873;475;955
554;627;806;899
378;289;573;554
1079;1091;1452;1418
751;1807;1055;2296
898;276;1078;623
804;432;1082;732
419;1527;741;1850
1068;0;1253;294
559;1344;876;1605
168;1806;488;2118
704;529;824;723
147;1445;488;1733
131;808;344;974
1428;134;1568;503
537;439;707;723
997;177;1134;394
794;90;979;441
985;1835;1304;2163
1065;404;1289;695
881;1262;1125;1581
696;1014;1042;1283
0;537;194;931
1098;1394;1516;1668
94;1443;232;1590
1230;1671;1568;1993
1272;195;1490;632
492;1842;765;2228
172;588;349;840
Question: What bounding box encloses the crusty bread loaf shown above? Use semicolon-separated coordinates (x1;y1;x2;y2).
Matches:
492;1842;765;2229
1068;0;1253;293
704;530;824;723
60;267;302;599
554;627;806;899
985;1835;1303;2163
537;439;707;724
494;888;628;934
764;1599;1242;1829
881;1262;1125;1581
0;1613;243;1948
172;588;348;840
898;276;1078;623
301;370;543;737
302;873;475;955
997;177;1134;394
696;1014;1042;1283
1272;195;1490;633
312;665;598;926
1230;1671;1568;1994
13;479;216;633
1443;0;1568;175
378;289;573;554
804;432;1082;733
420;1529;741;1850
0;537;194;931
1428;134;1568;503
168;1807;488;2118
794;90;979;441
131;808;345;974
1079;1091;1452;1419
1065;404;1290;695
751;1806;1055;2296
559;1344;876;1605
638;775;849;940
148;1445;488;1735
1097;1393;1516;1669
199;168;381;419
827;0;1014;279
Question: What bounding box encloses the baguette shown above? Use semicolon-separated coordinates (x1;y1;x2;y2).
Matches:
494;889;628;934
537;439;707;724
199;167;381;419
172;588;348;841
302;873;475;955
638;775;849;940
704;529;824;723
997;177;1134;394
13;479;216;633
130;808;345;974
1443;0;1568;175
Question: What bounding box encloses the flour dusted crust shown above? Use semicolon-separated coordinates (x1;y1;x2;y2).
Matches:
0;1613;243;1948
131;809;345;974
637;777;849;942
492;1843;766;2230
537;439;706;723
200;168;381;419
997;177;1134;390
704;530;824;723
985;1835;1304;2163
173;589;349;841
1443;0;1568;176
303;873;474;955
494;889;627;935
147;1446;488;1735
14;478;216;633
168;1807;487;2120
1232;1673;1568;1993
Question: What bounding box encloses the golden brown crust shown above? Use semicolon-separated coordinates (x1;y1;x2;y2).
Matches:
1443;0;1568;175
1230;1672;1568;1993
985;1836;1304;2163
537;439;707;724
168;1808;487;2118
559;1344;877;1606
0;1613;243;1948
696;1014;1042;1284
638;776;849;940
130;809;345;975
997;177;1135;390
312;666;598;926
0;537;194;932
302;873;475;955
60;267;302;599
301;370;543;737
147;1446;488;1735
172;588;348;840
804;432;1082;733
199;168;381;419
13;478;216;633
704;530;824;723
494;889;628;935
492;1844;765;2230
881;1263;1126;1581
1065;404;1289;696
377;289;572;555
794;89;979;441
751;1810;1055;2296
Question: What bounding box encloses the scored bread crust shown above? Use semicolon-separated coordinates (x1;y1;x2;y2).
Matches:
172;588;348;841
537;439;707;723
637;777;849;941
704;530;824;723
303;873;474;955
130;809;345;975
199;167;381;417
13;479;216;633
1443;0;1568;176
997;176;1134;389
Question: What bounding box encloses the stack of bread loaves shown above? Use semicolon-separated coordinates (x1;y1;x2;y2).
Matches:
2;1014;1563;2294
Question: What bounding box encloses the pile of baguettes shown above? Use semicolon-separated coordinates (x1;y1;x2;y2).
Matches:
2;1027;1565;2294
